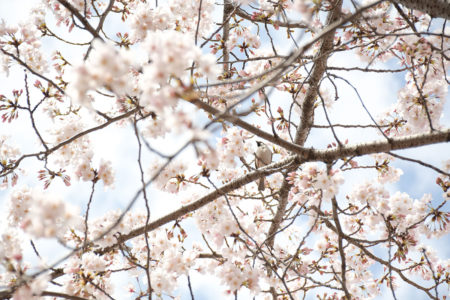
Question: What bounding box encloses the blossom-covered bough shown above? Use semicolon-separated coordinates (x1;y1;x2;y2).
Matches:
0;0;449;299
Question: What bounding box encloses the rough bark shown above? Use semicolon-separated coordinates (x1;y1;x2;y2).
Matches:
392;0;450;19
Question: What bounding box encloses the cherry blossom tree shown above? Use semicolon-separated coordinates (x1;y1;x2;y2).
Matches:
0;0;449;299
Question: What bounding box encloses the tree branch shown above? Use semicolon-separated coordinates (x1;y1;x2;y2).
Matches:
392;0;450;19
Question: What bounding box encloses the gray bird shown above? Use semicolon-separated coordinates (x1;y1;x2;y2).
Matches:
255;141;273;191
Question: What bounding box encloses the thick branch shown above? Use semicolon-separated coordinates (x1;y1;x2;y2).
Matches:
266;0;344;249
101;128;449;253
222;0;234;73
187;97;450;163
302;129;450;162
41;291;88;300
186;97;305;152
294;0;343;145
98;156;296;254
392;0;450;19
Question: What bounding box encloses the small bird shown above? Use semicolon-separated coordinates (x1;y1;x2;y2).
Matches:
255;141;273;191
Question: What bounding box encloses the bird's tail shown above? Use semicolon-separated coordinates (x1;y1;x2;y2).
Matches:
258;178;265;191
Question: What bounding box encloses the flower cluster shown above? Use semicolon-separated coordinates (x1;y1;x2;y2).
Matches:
226;27;261;54
12;274;50;300
139;30;219;111
66;40;136;107
0;19;48;74
0;135;20;189
293;0;316;21
0;227;23;263
129;0;214;41
129;3;172;40
9;187;80;238
62;253;113;300
348;181;437;240
355;11;450;136
217;128;254;168
148;159;187;193
372;153;403;183
42;0;92;29
193;197;271;294
395;71;447;134
288;163;345;204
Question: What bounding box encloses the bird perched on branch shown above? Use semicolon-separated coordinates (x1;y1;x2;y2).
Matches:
255;141;273;191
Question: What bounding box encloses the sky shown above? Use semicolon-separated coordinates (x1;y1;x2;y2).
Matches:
0;1;449;299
